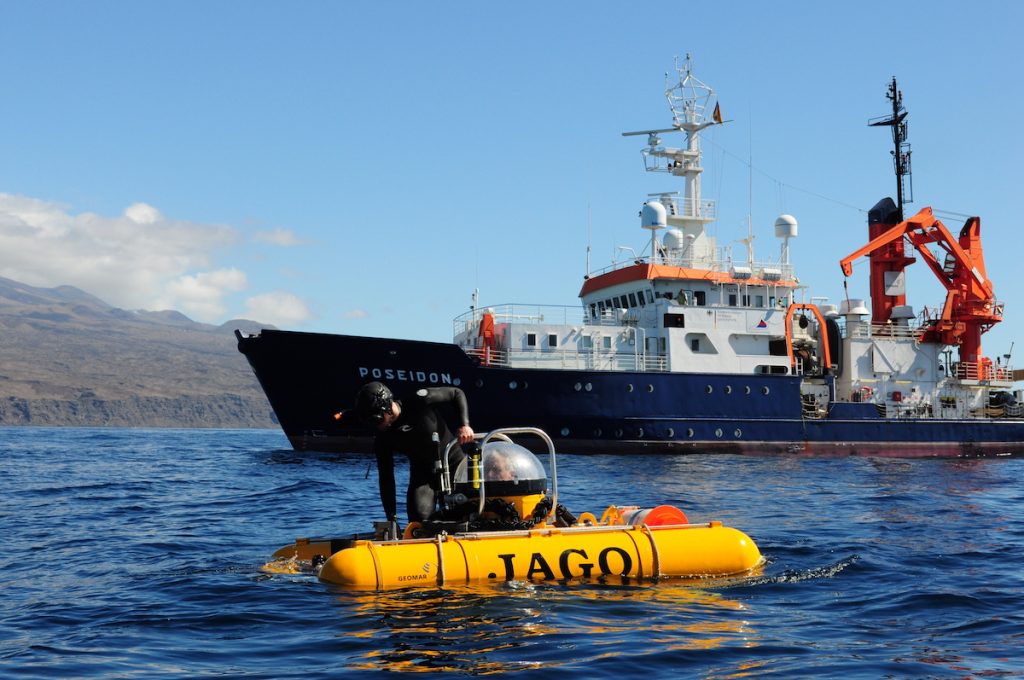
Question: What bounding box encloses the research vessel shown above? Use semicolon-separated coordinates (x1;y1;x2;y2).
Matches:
237;57;1023;456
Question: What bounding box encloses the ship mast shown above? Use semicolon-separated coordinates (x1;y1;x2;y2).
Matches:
622;55;723;264
869;77;913;221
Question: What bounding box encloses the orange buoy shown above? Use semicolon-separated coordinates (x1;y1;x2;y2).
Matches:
621;504;688;526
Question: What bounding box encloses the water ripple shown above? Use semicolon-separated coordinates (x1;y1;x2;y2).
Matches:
2;427;1023;678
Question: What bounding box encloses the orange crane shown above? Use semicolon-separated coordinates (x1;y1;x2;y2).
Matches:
839;206;1003;377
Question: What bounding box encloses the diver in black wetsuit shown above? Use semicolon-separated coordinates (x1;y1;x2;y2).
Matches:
354;382;474;526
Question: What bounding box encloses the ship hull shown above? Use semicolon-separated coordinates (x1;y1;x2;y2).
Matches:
237;329;1024;457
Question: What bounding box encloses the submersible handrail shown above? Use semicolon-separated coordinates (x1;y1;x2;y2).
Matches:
442;427;558;523
446;521;700;540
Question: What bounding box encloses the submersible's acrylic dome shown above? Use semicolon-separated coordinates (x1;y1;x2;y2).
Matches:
454;440;548;497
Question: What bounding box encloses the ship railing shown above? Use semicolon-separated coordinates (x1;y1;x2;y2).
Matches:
871;399;1024;420
585;253;795;281
463;346;668;372
464;347;511;366
842;321;921;340
454;303;587;337
875;402;939;419
640;194;717;221
643;354;668;372
952;360;1015;383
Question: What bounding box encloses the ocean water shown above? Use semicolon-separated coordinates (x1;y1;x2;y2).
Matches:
1;427;1022;678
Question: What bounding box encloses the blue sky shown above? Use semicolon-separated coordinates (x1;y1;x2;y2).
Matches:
2;2;1022;360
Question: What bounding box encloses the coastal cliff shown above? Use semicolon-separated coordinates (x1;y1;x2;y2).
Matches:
0;276;277;428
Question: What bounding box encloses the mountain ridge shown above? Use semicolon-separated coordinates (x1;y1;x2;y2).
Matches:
0;276;279;428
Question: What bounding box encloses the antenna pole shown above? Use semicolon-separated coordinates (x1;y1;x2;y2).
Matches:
869;77;913;220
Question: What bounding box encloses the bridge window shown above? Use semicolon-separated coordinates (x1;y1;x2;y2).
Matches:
628;293;638;307
526;333;537;347
663;313;685;328
548;333;558;347
694;291;706;306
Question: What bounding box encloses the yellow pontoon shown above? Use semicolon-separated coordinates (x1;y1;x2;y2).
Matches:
267;428;762;589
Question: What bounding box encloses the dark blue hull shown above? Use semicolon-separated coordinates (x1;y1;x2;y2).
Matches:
237;329;1024;456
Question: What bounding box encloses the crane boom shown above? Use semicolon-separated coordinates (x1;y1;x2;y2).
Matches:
839;206;1002;370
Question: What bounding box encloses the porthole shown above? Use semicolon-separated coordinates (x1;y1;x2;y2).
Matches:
585;383;593;392
614;429;623;438
594;428;602;437
574;382;582;392
626;384;634;392
475;379;484;388
647;384;655;393
560;427;570;437
636;428;644;438
762;386;770;395
687;428;695;438
508;381;518;390
715;428;723;438
744;386;751;395
724;385;732;394
705;385;713;394
667;428;675;438
734;428;742;438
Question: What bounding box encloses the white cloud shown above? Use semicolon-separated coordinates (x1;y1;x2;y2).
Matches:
254;227;303;246
156;269;248;321
124;202;162;225
344;309;369;319
0;193;256;322
245;291;313;326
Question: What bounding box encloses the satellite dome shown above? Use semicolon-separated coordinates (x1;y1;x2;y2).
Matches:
774;214;798;238
641;201;667;229
663;227;685;250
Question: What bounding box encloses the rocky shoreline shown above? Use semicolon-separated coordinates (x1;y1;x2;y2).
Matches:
0;394;276;429
0;276;278;430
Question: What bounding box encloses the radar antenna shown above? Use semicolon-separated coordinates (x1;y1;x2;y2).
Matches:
665;53;717;129
869;77;913;220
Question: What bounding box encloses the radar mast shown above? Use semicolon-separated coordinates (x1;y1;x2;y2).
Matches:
868;78;913;220
623;54;724;264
